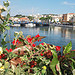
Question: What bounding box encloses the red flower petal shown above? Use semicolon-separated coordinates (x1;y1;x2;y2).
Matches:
5;48;8;50
35;34;40;37
27;37;33;43
12;40;15;45
1;54;5;58
40;43;44;45
9;48;12;52
0;55;2;59
6;48;12;53
32;43;36;47
16;39;19;42
40;53;43;56
31;65;34;68
56;46;61;51
18;41;21;44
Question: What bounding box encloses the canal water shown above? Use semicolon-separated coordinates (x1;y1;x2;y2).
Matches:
0;26;75;50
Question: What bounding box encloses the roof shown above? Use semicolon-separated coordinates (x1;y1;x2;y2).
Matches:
68;13;75;15
20;17;29;20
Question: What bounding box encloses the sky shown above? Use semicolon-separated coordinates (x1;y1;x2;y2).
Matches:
0;0;75;16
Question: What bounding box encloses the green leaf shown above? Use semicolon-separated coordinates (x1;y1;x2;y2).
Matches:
7;13;10;21
4;62;9;69
65;51;75;58
1;39;7;46
5;26;10;30
63;41;72;55
45;59;50;65
69;58;75;63
3;0;10;7
24;40;28;44
41;69;46;75
70;62;75;70
23;55;28;60
11;45;16;50
4;34;7;38
50;50;58;75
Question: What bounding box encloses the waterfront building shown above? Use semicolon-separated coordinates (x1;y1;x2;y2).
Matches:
20;17;29;22
51;14;62;23
62;13;75;22
70;16;75;25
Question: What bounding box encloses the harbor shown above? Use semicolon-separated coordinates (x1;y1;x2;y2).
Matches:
1;25;75;50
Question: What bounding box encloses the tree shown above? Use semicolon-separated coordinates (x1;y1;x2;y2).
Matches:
28;16;34;21
40;16;52;21
59;19;61;22
53;20;56;23
40;17;45;20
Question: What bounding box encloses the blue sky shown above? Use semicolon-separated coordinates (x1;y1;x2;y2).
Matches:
0;0;75;16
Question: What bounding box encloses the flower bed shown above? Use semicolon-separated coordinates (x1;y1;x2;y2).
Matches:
0;31;75;75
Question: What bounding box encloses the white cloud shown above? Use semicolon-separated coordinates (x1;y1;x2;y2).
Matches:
63;1;75;5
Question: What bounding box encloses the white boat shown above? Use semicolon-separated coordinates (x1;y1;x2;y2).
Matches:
25;23;36;27
11;24;20;27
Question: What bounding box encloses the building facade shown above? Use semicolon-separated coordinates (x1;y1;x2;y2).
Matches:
62;13;75;22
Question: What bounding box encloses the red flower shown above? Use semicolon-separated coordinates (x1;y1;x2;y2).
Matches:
18;41;22;44
32;43;36;47
31;65;34;68
35;34;40;37
15;47;17;49
38;39;41;42
40;53;43;56
12;39;21;45
21;65;23;67
1;54;5;58
56;46;61;51
0;54;6;59
9;48;12;52
6;48;12;53
32;61;35;64
12;40;16;45
40;43;44;45
62;56;64;58
34;62;37;66
16;39;19;42
0;55;1;59
27;37;33;43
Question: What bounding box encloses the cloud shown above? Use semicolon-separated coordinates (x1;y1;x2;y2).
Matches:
63;1;75;5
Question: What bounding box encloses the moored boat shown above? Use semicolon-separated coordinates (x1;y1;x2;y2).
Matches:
25;23;36;27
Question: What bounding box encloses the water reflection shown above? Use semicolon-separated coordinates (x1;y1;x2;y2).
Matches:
0;26;75;50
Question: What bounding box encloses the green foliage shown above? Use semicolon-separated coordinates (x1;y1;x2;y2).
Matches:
28;16;34;21
65;51;75;58
40;16;52;21
14;14;25;18
63;41;72;55
0;31;75;75
50;50;58;75
3;0;10;8
0;0;10;33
